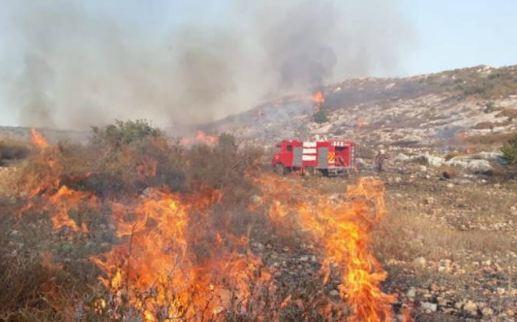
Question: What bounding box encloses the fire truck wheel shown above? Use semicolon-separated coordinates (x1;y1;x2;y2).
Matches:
304;167;315;176
274;164;286;175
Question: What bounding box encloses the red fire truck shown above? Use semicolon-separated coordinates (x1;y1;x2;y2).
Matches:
272;139;356;176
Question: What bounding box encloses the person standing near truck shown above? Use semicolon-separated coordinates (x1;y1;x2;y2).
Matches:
374;149;389;172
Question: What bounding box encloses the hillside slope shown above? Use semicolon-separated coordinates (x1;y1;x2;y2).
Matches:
208;65;517;151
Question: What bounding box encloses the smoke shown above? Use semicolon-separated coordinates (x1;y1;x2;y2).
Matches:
258;1;339;90
0;0;412;129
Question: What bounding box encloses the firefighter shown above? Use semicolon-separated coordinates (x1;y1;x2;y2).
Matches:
374;149;389;172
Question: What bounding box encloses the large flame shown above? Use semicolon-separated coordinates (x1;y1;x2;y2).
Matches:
91;188;274;321
311;90;325;105
256;174;395;321
180;131;219;146
30;128;50;149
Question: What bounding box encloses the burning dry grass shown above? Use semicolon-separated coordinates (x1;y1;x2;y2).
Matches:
0;125;399;321
255;174;399;321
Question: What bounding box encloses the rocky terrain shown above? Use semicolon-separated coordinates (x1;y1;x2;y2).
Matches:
232;162;516;321
208;65;516;152
203;64;517;320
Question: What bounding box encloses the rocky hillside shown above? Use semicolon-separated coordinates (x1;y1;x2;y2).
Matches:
208;65;517;152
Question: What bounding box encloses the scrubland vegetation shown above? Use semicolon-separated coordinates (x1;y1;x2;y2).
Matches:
1;120;516;321
0;121;267;321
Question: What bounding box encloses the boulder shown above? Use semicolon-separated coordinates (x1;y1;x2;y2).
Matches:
408;152;445;167
422;302;438;312
425;153;445;167
445;158;493;173
467;159;492;172
394;153;411;162
463;300;478;316
413;256;427;268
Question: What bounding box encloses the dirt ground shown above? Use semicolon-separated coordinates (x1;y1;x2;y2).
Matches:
291;166;517;321
1;151;515;321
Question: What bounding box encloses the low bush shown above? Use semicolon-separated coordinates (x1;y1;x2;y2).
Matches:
313;110;328;123
501;133;517;164
90;119;161;148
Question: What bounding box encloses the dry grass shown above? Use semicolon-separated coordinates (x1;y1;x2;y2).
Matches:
464;131;515;146
0;138;30;166
0;124;270;320
374;208;515;262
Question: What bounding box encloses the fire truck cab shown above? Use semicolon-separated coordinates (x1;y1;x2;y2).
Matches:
272;139;355;176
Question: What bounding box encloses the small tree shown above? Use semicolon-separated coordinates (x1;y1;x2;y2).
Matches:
501;133;517;164
91;119;161;148
313;110;328;124
218;133;237;152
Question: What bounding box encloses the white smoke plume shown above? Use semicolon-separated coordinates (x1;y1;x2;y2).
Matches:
0;0;412;129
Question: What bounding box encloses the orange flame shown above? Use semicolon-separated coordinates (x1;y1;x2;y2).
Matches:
47;186;95;233
311;90;325;106
180;131;219;146
91;188;273;320
195;130;218;145
256;174;395;321
30;128;49;149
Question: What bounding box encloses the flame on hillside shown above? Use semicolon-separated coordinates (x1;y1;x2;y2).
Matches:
311;90;325;112
311;90;325;106
180;131;219;146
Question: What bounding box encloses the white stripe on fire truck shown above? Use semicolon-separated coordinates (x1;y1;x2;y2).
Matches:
302;155;316;161
302;148;317;154
303;141;317;148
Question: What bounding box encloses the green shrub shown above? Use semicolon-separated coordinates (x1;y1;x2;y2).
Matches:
501;133;517;164
218;132;237;151
313;110;328;123
91;119;161;148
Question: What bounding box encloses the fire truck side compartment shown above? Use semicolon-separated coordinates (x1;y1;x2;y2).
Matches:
272;139;355;174
293;147;303;167
318;147;328;169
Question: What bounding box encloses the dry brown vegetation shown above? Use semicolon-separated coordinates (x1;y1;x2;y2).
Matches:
0;122;271;321
0;138;29;166
1;121;516;321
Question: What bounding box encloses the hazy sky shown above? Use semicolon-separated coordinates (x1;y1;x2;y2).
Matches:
0;0;515;128
402;0;517;74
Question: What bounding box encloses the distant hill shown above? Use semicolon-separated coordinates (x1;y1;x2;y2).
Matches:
0;126;89;144
2;65;516;151
205;65;517;150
